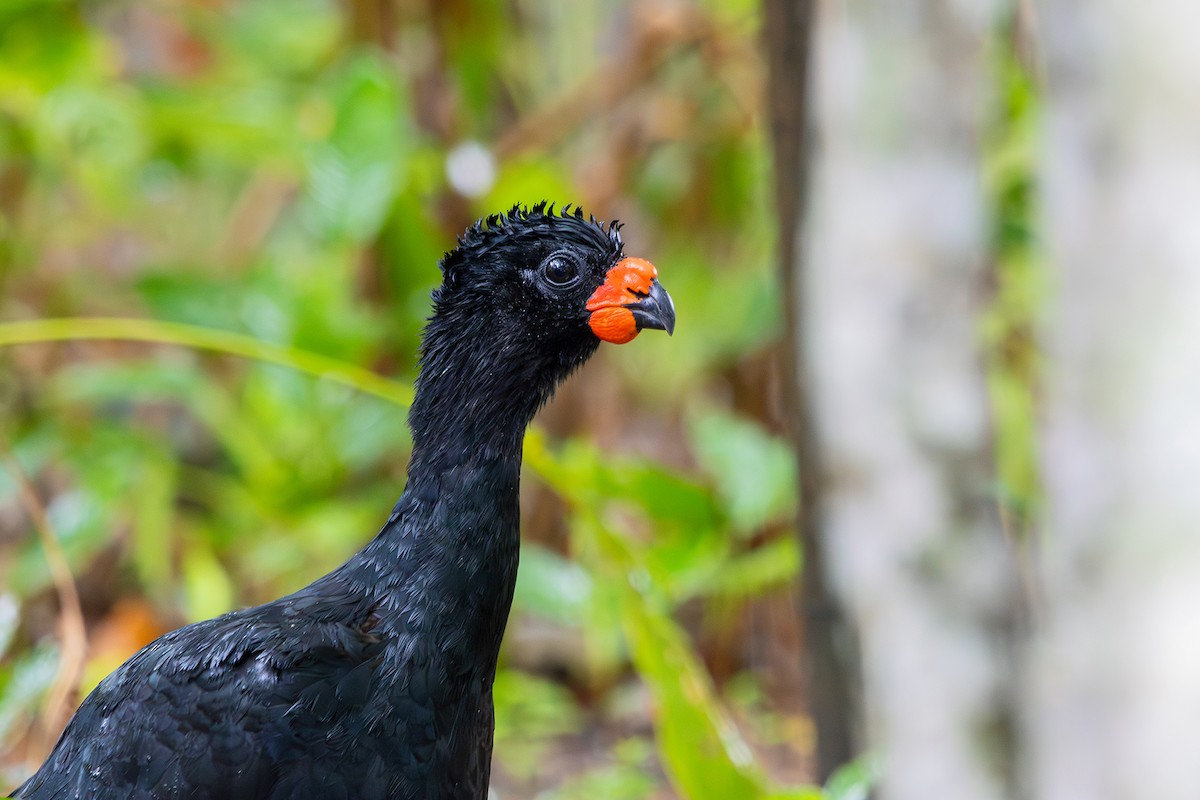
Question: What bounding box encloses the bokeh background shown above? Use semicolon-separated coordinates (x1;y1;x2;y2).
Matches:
0;1;813;797
1;1;1188;798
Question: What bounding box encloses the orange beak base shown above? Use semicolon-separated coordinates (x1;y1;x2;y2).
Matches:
586;258;674;344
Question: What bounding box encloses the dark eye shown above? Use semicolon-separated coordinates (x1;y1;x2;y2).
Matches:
542;253;580;288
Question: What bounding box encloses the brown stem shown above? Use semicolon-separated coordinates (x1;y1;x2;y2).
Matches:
0;436;88;765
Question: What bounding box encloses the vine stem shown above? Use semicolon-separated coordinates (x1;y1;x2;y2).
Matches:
0;317;414;408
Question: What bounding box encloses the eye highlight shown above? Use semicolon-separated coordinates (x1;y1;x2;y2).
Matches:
541;252;580;288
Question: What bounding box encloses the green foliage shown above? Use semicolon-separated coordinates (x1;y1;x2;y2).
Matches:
539;738;660;800
492;669;584;780
513;544;593;626
982;16;1044;533
300;55;413;244
525;432;806;798
0;644;57;746
0;1;809;795
691;411;798;535
819;756;878;800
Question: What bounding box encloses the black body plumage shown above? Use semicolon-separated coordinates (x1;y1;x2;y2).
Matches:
11;205;627;800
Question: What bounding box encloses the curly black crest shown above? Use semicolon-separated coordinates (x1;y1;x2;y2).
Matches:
438;202;623;290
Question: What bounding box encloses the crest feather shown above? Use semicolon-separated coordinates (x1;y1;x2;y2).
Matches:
438;203;624;288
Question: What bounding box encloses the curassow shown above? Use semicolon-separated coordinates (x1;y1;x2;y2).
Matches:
11;204;674;800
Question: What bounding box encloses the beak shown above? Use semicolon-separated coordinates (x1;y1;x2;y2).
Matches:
586;257;676;344
627;279;676;336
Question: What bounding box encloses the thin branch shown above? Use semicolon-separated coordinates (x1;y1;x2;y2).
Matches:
494;7;717;160
0;317;414;408
0;437;88;762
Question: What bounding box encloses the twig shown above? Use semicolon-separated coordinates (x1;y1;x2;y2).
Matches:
0;436;88;763
220;174;296;267
0;317;414;408
493;7;716;160
997;497;1042;628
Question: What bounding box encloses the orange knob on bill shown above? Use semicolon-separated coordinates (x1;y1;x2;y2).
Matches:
586;257;676;344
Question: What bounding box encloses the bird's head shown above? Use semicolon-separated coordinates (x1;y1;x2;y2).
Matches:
409;203;674;457
429;203;674;375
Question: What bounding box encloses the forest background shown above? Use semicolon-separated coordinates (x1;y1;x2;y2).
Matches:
4;1;1182;799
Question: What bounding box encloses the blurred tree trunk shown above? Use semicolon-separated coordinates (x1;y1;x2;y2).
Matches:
771;0;1023;796
1030;3;1200;798
343;0;396;49
763;0;860;784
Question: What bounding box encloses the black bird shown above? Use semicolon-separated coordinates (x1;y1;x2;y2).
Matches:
12;204;674;800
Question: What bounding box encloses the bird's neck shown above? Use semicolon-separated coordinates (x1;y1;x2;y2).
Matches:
406;314;556;473
365;451;524;671
405;371;539;477
339;322;558;662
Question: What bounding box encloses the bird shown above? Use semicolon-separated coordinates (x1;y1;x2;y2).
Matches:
11;203;675;800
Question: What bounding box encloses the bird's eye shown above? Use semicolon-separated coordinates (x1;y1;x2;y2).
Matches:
542;254;580;288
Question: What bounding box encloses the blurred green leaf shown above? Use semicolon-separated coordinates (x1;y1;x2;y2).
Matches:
617;557;767;799
0;644;58;744
136;273;247;331
132;450;178;595
538;736;660;800
50;361;287;493
38;84;146;194
492;669;582;779
708;535;800;599
560;509;767;800
821;756;878;800
513;544;593;626
767;790;824;800
690;412;797;535
300;55;412;243
0;7;103;102
182;539;236;623
225;0;340;74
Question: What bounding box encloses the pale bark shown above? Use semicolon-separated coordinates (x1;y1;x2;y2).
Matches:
1031;2;1200;798
798;1;1017;798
